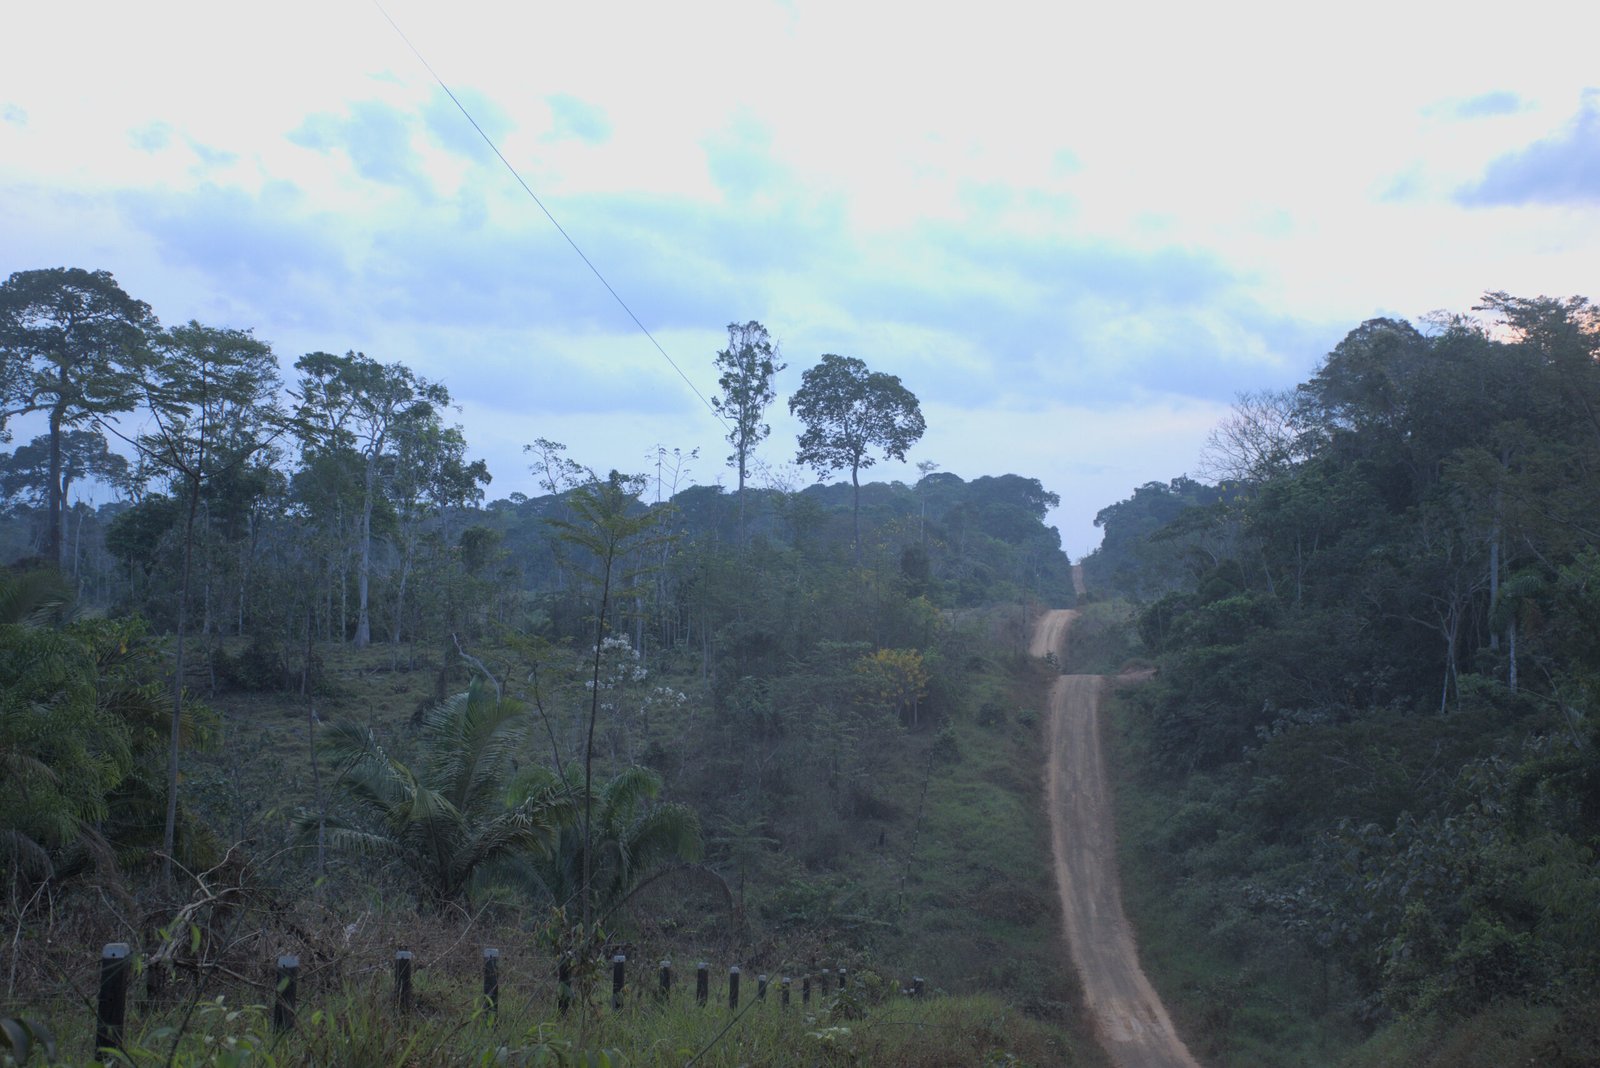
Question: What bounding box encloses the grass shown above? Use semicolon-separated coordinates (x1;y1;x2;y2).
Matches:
6;608;1112;1065
21;974;1088;1066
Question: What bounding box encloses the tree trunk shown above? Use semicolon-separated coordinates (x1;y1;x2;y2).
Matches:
1508;618;1518;695
355;466;375;647
47;398;65;570
851;464;861;564
162;483;201;887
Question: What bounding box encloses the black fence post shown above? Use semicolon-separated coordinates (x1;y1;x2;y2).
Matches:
819;968;831;995
394;949;414;1014
612;954;626;1010
557;955;572;1015
696;962;709;1006
837;966;848;991
658;960;671;1002
273;955;298;1033
757;974;768;1002
482;948;499;1016
728;965;740;1010
913;976;925;999
781;976;791;1008
95;942;131;1057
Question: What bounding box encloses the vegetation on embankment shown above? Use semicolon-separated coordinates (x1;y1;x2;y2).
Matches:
1079;294;1600;1067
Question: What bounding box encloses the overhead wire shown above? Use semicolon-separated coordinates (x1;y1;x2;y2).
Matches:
369;0;730;433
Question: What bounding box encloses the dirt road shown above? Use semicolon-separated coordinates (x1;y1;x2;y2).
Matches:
1035;607;1201;1068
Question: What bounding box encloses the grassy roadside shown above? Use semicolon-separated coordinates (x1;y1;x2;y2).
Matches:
1071;600;1357;1067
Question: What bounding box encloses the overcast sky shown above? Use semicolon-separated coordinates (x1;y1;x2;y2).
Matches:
4;0;1598;556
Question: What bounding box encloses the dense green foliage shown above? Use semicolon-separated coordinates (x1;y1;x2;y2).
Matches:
1084;293;1600;1063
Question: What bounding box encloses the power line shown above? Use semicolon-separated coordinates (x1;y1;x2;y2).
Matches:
370;0;729;432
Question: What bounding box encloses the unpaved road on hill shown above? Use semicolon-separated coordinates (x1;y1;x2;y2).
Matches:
1034;605;1201;1068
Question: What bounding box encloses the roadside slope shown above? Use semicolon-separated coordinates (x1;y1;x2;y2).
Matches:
1036;607;1200;1068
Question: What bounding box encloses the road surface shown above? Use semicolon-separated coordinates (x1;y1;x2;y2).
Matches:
1034;606;1201;1068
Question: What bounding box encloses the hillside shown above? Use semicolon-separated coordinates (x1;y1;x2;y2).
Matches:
1080;296;1600;1067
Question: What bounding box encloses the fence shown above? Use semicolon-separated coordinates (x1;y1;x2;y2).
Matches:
88;941;928;1057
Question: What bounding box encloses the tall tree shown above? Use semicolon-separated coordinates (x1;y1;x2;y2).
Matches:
789;353;925;560
0;268;153;569
547;471;666;931
128;321;286;884
292;351;450;647
710;321;784;543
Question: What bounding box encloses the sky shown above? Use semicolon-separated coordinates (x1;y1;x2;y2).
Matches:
4;0;1599;558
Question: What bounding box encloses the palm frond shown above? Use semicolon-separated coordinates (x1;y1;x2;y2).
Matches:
0;570;71;628
422;681;529;816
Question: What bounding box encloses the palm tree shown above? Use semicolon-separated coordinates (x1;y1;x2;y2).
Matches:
302;680;572;908
508;764;702;920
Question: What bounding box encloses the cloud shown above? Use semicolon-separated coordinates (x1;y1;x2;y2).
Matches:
114;181;353;329
545;95;610;144
1457;96;1600;206
703;115;784;201
290;101;433;198
130;122;173;152
421;86;513;159
1435;90;1525;120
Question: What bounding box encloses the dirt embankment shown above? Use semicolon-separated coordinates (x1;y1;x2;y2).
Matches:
1036;605;1200;1068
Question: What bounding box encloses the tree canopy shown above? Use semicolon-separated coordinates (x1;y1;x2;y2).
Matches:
789;353;925;558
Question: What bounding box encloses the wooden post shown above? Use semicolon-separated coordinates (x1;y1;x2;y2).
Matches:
819;968;831;995
696;962;709;1006
394;949;413;1014
482;948;499;1016
837;966;848;990
728;965;740;1010
659;960;672;1001
913;976;925;999
757;974;768;1001
95;943;131;1056
558;956;572;1015
781;976;791;1008
273;955;298;1033
612;954;626;1010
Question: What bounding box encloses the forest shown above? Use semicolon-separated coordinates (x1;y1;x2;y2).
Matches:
7;265;1600;1068
1081;293;1600;1066
0;268;1091;1065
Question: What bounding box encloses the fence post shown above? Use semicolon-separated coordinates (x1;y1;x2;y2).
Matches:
819;968;831;995
95;943;131;1057
394;949;413;1014
757;974;768;1002
557;955;572;1015
482;948;499;1016
728;965;740;1010
781;976;791;1008
612;954;626;1010
913;976;925;999
273;955;298;1033
696;962;709;1006
837;966;848;991
802;975;811;1005
659;960;672;1002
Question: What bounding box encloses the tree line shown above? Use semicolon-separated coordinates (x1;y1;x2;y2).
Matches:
1083;293;1600;1045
